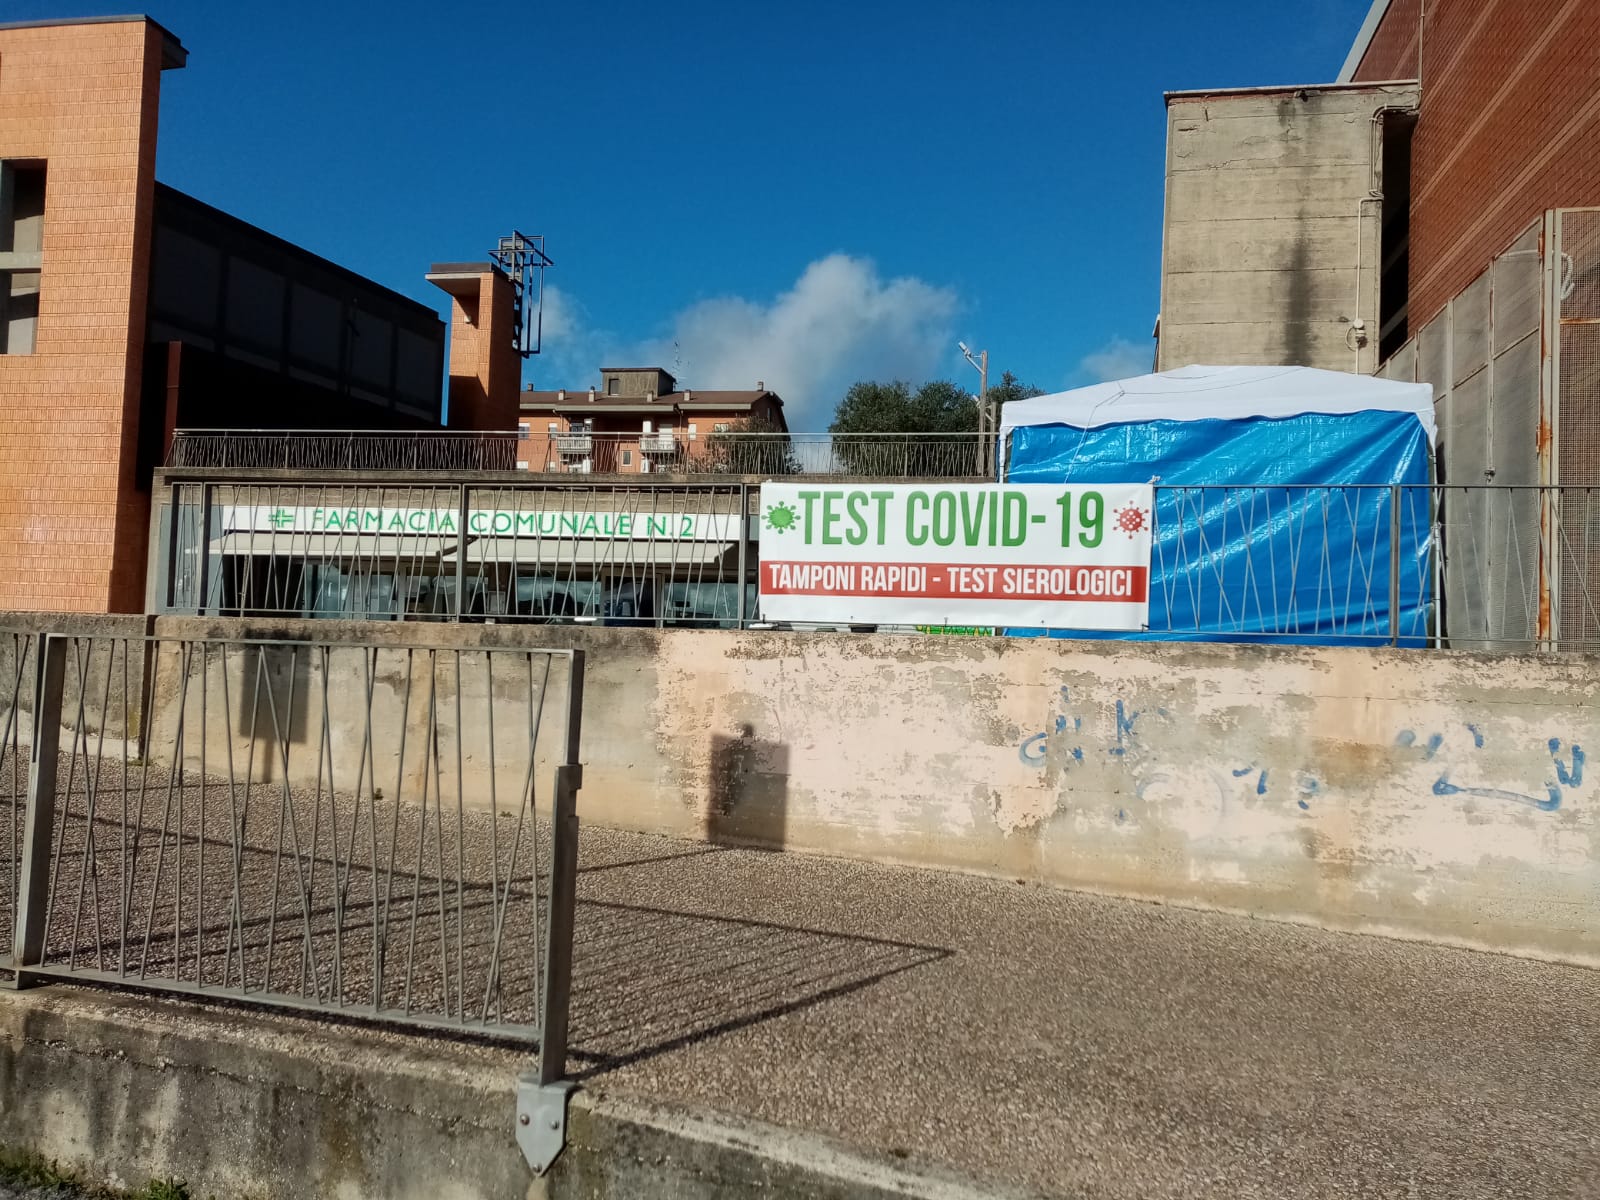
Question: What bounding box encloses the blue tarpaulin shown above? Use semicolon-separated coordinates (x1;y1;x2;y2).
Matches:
998;366;1436;645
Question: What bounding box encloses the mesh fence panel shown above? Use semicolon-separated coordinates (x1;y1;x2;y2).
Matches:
1556;209;1600;644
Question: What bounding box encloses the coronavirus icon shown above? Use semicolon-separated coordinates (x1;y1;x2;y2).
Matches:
1112;504;1149;538
764;501;798;534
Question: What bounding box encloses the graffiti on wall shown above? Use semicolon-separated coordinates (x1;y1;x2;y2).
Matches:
1017;687;1587;815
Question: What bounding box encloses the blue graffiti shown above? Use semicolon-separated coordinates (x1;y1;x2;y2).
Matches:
1110;700;1140;757
1018;731;1085;766
1432;738;1583;812
1433;776;1560;812
1396;730;1443;759
1466;724;1485;749
1549;739;1584;788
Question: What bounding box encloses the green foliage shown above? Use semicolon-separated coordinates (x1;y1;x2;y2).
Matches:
829;380;976;435
0;1148;191;1200
703;416;800;476
985;370;1046;411
827;372;1045;476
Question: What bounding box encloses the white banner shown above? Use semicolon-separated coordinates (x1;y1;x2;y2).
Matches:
220;505;741;542
757;482;1153;629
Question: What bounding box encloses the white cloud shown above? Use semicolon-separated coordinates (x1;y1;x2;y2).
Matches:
534;256;959;427
1077;336;1152;384
531;284;611;386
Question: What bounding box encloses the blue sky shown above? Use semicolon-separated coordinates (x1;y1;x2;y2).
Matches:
18;0;1369;425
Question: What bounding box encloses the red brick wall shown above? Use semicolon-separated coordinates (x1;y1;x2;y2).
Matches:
444;270;521;432
0;20;169;613
1354;0;1600;327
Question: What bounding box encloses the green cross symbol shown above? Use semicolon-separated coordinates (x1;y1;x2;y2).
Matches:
267;508;295;529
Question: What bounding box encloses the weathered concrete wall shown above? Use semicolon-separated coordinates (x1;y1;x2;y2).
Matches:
130;618;1600;965
1159;82;1419;373
0;987;1018;1200
8;614;1596;964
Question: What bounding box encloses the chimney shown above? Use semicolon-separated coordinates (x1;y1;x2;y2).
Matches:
646;390;656;403
756;380;765;391
588;387;596;402
557;388;566;402
683;389;693;403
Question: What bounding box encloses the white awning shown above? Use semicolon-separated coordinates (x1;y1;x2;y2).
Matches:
209;533;455;559
210;532;742;570
442;539;737;567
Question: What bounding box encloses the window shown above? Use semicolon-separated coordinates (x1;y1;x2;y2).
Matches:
1;161;46;355
518;422;530;439
547;422;558;433
688;422;698;439
621;450;633;466
713;422;731;433
516;460;530;471
606;377;619;396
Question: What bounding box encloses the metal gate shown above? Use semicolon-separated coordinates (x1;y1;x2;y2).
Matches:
0;627;585;1170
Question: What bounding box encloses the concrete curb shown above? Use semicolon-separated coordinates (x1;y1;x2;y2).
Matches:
560;1089;1050;1199
0;985;1036;1200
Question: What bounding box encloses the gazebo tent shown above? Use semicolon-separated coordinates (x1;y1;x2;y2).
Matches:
998;365;1436;644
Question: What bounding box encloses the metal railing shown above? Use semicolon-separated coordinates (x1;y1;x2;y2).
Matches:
525;430;997;477
168;429;1000;479
154;479;1600;650
0;631;585;1077
167;430;522;473
1143;484;1598;649
163;480;756;628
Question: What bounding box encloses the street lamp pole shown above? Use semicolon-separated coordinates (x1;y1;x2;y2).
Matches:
960;343;990;476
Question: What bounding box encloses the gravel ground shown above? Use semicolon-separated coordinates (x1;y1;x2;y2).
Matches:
4;754;1599;1198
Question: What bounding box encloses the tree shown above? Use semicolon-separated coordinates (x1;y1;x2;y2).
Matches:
702;416;800;476
830;380;976;435
985;370;1046;412
828;374;1045;475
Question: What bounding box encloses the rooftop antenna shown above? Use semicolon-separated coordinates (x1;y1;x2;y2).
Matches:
490;231;554;355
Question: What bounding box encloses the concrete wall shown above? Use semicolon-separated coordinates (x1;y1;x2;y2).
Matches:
1158;82;1419;373
0;987;1013;1200
129;618;1600;966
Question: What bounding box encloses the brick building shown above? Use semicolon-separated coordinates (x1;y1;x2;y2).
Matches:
0;15;520;615
1342;0;1600;333
1156;0;1599;643
518;368;787;474
1159;0;1600;374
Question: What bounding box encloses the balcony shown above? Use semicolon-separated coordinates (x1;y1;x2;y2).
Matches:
640;430;676;454
552;431;594;456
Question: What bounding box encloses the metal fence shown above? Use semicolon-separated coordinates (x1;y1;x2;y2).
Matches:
1145;484;1598;649
167;429;999;479
168;430;522;473
0;631;584;1079
154;479;1600;650
163;480;755;627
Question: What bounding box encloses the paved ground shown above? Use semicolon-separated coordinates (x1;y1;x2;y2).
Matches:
7;750;1599;1197
566;826;1600;1200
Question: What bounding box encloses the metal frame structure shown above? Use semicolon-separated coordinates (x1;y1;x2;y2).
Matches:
489;231;554;358
148;478;1600;650
0;629;586;1173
